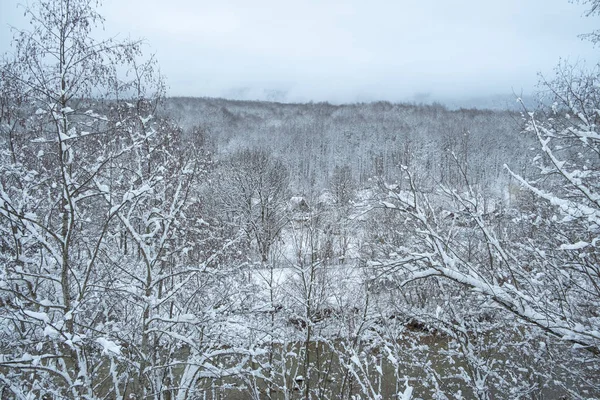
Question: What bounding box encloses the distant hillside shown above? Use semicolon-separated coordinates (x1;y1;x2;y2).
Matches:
196;87;538;112
163;97;534;196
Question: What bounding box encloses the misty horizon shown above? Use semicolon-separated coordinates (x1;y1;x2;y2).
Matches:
1;0;598;105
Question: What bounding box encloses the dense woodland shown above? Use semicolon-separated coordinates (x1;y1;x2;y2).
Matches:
166;97;531;194
0;0;599;399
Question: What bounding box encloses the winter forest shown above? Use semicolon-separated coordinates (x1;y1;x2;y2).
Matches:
0;0;600;399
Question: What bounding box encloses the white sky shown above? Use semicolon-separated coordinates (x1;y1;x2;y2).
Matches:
1;0;598;103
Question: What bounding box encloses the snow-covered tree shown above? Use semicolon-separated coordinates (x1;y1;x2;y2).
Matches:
367;74;600;394
0;0;151;396
0;1;253;398
215;149;290;264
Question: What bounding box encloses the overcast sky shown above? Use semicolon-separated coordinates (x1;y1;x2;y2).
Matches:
1;0;598;104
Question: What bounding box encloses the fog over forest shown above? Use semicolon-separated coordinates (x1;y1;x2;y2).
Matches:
1;1;600;399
